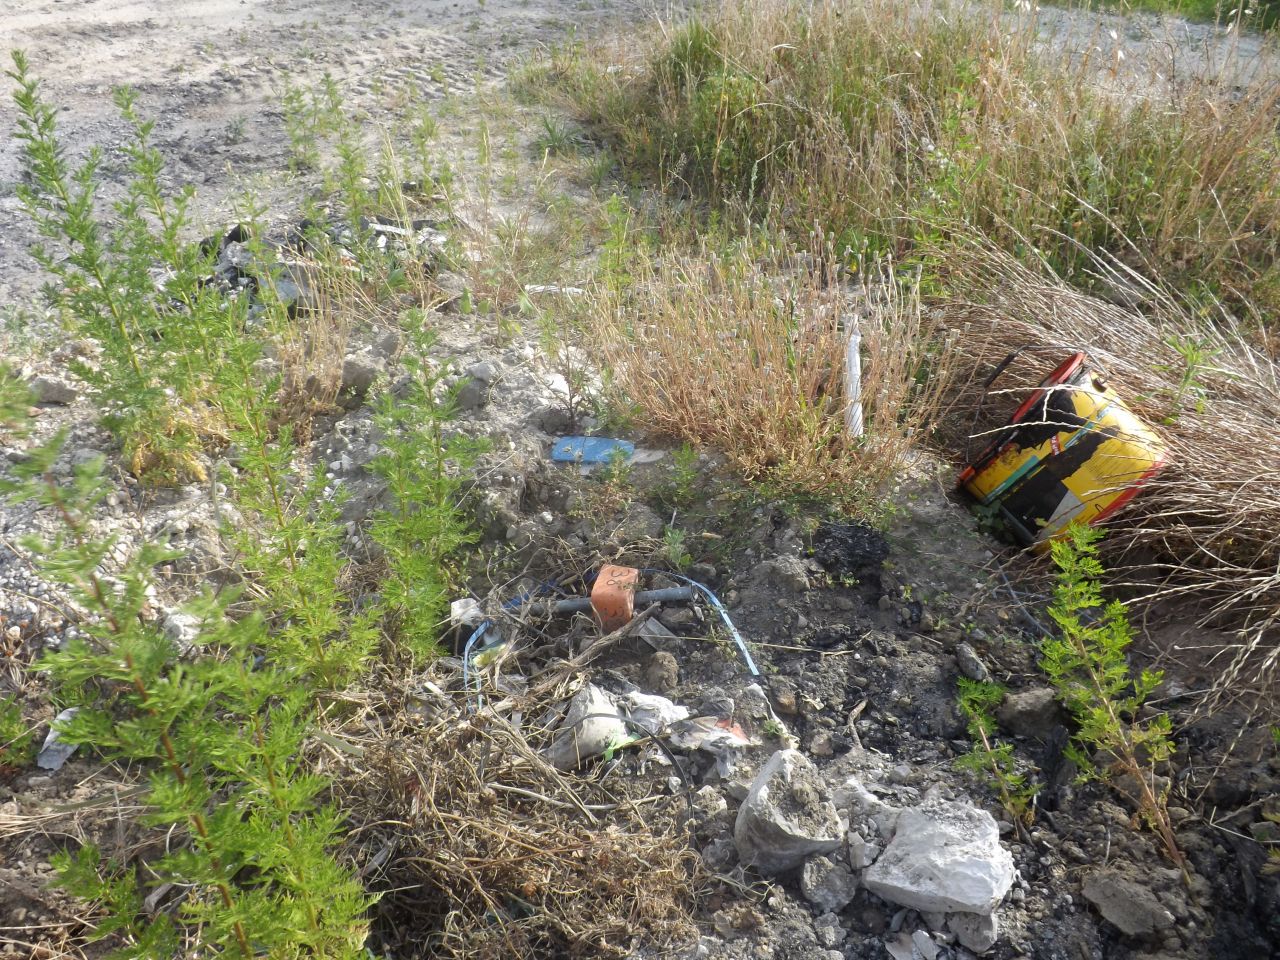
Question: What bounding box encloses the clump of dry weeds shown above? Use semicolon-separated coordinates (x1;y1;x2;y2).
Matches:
588;245;952;512
329;673;700;960
547;0;1280;318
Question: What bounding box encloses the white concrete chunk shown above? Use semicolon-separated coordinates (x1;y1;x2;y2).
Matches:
863;797;1014;915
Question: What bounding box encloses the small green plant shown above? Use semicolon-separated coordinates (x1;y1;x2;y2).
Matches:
1157;332;1220;423
536;303;592;431
1042;524;1186;877
660;526;693;571
0;696;34;770
282;73;346;171
667;443;699;507
369;312;487;661
761;717;785;740
956;679;1039;826
532;114;581;156
224;115;248;144
9;53;280;482
599;445;632;488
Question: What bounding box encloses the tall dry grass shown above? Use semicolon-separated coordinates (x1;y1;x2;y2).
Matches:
942;244;1280;698
545;0;1280;321
588;245;954;512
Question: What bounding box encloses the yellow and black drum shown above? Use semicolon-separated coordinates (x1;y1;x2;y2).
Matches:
958;352;1167;548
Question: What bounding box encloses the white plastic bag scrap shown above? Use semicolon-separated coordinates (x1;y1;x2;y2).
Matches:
36;707;81;771
668;715;758;776
616;690;690;735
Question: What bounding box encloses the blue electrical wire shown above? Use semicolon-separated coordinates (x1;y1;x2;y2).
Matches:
640;569;760;678
463;580;563;710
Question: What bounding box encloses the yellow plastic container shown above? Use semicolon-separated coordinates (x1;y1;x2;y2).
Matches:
958;353;1167;547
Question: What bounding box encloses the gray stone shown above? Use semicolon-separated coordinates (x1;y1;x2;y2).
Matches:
814;913;844;948
455;377;487;411
372;328;401;359
734;749;843;875
1081;869;1175;937
466;361;497;383
162;610;204;652
995;688;1063;739
848;832;882;870
863;797;1015;915
948;911;998;953
955;643;990;683
912;930;941;960
621;503;665;540
644;651;679;693
801;855;859;912
341;353;383;397
31;375;77;405
755;555;809;592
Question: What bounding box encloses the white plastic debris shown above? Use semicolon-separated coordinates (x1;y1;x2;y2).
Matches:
616;690;690;734
36;707;81;771
845;319;864;439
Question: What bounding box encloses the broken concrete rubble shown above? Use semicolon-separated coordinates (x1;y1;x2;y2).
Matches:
1081;868;1176;937
948;910;999;953
862;795;1015;915
800;855;858;912
734;749;843;875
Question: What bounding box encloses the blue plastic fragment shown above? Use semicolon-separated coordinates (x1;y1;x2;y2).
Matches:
550;436;635;464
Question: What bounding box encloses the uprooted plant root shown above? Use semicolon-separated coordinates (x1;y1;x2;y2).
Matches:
333;682;702;959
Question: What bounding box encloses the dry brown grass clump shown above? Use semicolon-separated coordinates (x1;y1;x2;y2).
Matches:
547;0;1280;319
331;674;700;960
942;245;1280;699
588;245;953;513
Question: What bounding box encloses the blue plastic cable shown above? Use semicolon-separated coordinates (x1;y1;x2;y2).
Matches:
463;580;563;711
641;569;760;678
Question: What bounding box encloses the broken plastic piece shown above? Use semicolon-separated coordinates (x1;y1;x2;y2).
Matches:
36;707;80;771
845;321;864;439
551;436;635;464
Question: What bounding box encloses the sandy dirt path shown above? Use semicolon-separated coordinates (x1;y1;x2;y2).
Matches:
0;0;643;308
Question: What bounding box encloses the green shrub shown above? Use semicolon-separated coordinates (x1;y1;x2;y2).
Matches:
956;679;1038;826
8;51;265;482
369;314;487;661
1043;525;1186;875
4;436;370;958
0;696;34;770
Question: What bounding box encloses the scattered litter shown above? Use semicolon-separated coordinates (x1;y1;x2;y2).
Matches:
36;707;80;771
545;684;629;770
617;690;690;735
524;283;587;296
591;564;640;631
449;597;484;630
550;436;635;464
